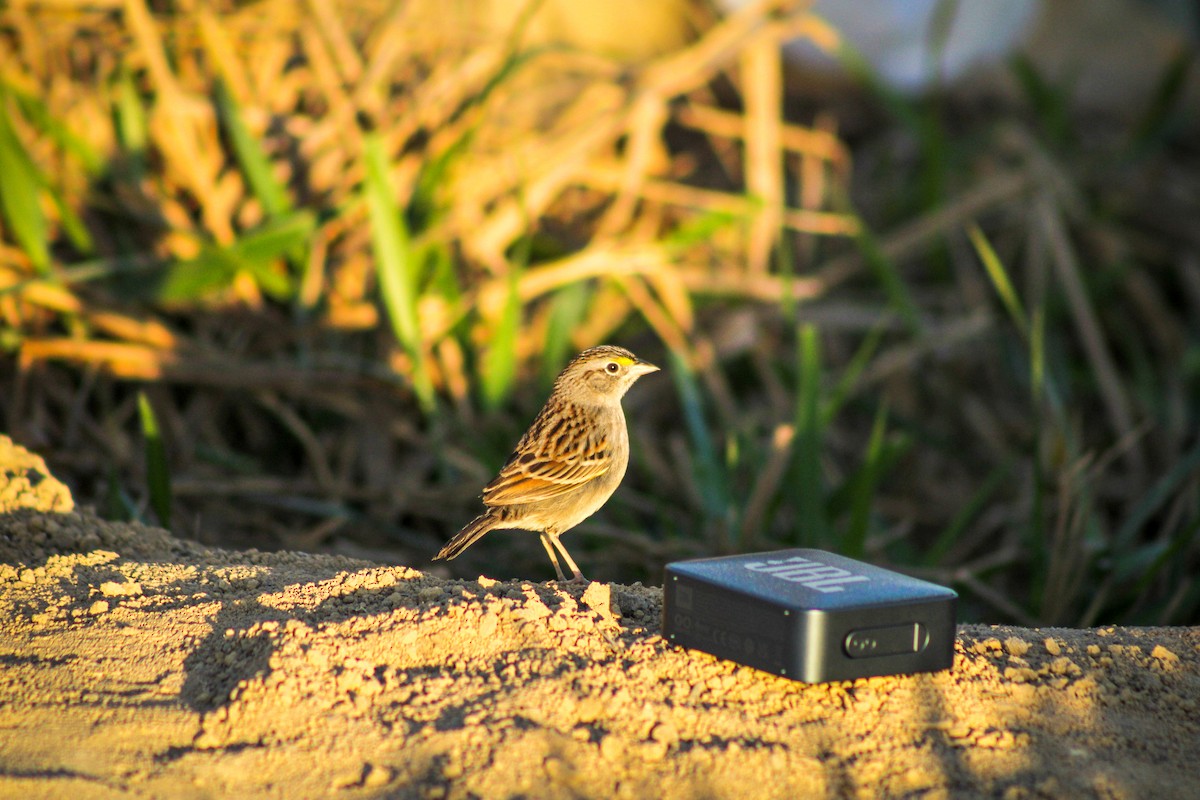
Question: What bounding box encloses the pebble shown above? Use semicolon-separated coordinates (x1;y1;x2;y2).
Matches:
640;740;668;761
650;721;679;745
1150;645;1178;664
1004;637;1030;657
419;586;445;602
600;735;623;760
363;764;391;788
192;729;220;749
100;581;143;597
330;769;361;790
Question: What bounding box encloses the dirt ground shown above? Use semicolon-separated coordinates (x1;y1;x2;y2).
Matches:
1;436;1197;799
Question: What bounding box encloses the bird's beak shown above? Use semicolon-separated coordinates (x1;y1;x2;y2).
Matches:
630;359;660;377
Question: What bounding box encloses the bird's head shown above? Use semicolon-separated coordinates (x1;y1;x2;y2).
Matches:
554;345;659;403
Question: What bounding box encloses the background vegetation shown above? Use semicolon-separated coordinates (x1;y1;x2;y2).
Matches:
2;0;1197;626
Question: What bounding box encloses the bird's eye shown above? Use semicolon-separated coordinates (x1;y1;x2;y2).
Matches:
605;362;620;373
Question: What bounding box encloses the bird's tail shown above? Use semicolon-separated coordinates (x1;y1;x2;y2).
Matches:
434;510;499;561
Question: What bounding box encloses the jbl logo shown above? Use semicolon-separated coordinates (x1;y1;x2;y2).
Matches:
743;556;869;593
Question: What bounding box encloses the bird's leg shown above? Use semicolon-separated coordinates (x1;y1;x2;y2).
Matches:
539;533;568;582
549;534;587;583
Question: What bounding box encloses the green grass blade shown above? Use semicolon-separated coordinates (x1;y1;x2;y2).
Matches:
1126;516;1200;622
154;213;310;303
427;239;463;304
794;324;829;546
968;224;1028;335
364;133;434;412
481;269;521;410
214;80;292;218
232;210;313;300
540;281;591;388
103;465;136;522
1129;48;1194;154
408;123;473;235
1112;437;1200;555
854;224;922;333
663;207;741;252
922;460;1014;567
7;82;103;176
156;245;239;303
47;183;94;256
365;135;416;345
0;98;51;274
194;443;262;474
1026;305;1049;607
213;80;308;305
0;85;96;258
232;211;314;261
843;402;890;559
822;320;886;427
481;229;531;409
1010;55;1073;147
776;222;797;321
668;350;728;528
831;38;923;132
138;391;172;528
113;69;149;180
1030;305;1049;412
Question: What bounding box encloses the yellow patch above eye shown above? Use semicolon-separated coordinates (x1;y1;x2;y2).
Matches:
610;356;635;366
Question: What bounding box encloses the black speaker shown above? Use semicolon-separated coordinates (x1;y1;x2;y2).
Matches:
663;549;958;683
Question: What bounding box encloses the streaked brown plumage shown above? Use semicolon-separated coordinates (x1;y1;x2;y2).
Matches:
434;345;659;582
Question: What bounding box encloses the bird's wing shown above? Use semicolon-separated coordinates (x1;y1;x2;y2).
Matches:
482;409;610;506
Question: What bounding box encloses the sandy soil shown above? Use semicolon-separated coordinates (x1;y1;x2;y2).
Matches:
1;435;1198;799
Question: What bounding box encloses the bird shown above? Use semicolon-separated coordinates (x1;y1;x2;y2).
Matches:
435;345;660;582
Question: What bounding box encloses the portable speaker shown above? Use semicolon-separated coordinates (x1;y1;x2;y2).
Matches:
663;549;958;682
